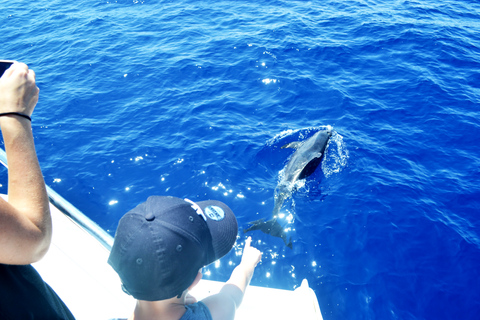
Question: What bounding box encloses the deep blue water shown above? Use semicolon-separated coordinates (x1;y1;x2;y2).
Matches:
2;0;480;319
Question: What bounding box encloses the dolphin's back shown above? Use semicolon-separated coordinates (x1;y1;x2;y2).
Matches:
272;128;332;217
257;127;333;248
282;130;331;184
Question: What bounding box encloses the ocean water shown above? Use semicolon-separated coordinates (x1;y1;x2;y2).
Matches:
2;0;480;319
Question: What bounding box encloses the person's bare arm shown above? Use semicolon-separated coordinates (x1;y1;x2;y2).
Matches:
0;62;51;265
202;237;262;320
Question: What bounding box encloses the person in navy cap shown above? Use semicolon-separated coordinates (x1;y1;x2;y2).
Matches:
108;196;262;320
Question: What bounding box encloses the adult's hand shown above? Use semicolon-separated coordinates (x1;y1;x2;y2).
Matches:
0;62;39;116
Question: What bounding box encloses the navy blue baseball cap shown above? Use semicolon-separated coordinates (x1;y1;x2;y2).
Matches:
107;196;238;301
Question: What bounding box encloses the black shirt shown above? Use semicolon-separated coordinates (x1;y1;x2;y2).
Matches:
0;264;75;319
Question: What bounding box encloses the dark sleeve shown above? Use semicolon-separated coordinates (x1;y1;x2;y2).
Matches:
0;264;75;320
182;301;213;320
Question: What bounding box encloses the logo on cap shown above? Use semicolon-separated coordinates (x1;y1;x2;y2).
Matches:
204;206;225;221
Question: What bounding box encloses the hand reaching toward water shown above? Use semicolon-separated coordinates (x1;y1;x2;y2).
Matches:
239;237;262;272
202;237;263;319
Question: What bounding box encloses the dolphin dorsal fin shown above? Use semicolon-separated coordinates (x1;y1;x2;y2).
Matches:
281;141;303;149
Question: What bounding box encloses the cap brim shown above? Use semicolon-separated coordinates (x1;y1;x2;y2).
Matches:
196;200;238;264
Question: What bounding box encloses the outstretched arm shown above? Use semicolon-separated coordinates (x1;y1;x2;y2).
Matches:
202;237;262;320
0;62;51;265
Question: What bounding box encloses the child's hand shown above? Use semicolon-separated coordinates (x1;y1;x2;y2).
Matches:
212;237;263;313
240;237;262;270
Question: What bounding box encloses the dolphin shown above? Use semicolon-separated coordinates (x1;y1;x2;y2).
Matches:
245;127;333;248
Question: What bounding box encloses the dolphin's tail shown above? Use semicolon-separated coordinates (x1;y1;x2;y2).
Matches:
243;218;266;233
244;217;293;249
